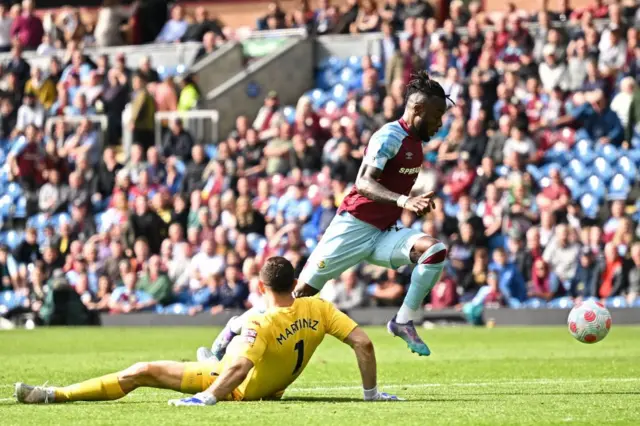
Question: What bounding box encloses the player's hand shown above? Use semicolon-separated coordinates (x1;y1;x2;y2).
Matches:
365;391;404;401
404;191;436;216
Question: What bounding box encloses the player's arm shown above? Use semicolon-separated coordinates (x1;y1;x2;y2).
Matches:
324;301;402;401
204;356;254;401
356;164;436;215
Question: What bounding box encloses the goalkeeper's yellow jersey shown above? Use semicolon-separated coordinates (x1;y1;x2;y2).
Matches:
225;297;358;401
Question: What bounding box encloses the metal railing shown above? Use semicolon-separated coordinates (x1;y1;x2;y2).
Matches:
45;114;109;148
154;109;220;151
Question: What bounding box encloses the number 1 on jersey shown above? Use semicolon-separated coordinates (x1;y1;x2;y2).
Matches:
293;340;304;375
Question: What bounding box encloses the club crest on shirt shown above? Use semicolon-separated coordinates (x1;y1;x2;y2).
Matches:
243;328;258;346
317;260;326;269
405;151;413;160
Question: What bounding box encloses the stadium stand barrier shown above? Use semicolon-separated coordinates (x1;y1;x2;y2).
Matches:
0;42;203;72
203;36;314;138
95;308;640;327
45;114;109;148
154;110;220;147
190;42;246;96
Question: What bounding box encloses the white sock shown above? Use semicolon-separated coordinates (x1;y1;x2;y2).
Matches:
396;304;414;323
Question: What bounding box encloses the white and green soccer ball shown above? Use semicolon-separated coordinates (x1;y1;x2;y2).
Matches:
567;300;612;344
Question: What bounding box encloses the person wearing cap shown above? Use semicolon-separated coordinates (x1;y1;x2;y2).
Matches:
253;91;283;139
539;44;567;92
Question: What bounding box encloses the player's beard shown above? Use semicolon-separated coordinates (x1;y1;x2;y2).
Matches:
418;120;431;141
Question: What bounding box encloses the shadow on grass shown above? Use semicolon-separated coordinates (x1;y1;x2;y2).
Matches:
281;396;481;403
457;391;640;396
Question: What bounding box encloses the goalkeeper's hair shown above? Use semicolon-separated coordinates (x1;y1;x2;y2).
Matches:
405;70;451;105
260;256;295;294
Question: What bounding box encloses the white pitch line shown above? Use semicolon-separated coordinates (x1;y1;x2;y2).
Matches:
3;377;639;396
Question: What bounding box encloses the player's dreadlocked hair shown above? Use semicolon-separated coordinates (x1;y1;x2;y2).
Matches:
405;70;455;105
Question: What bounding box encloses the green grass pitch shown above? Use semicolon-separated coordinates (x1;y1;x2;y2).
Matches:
1;326;639;425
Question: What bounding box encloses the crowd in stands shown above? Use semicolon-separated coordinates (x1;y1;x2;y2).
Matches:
1;0;640;326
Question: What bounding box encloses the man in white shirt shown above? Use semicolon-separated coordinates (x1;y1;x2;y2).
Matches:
16;92;44;132
188;240;225;290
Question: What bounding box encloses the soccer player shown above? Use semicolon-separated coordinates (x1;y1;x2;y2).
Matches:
200;71;449;360
15;257;400;406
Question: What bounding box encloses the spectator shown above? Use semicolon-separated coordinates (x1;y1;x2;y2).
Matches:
570;247;601;300
94;0;133;47
14;227;40;266
109;271;153;314
528;258;553;301
321;268;366;311
161;118;194;161
101;69;129;145
234;196;266;236
385;35;421;92
597;242;625;300
137;56;160;84
155;4;188;43
24;67;57;110
9;124;45;191
610;77;635;133
15;92;44;132
94;147;123;206
182;145;207;194
136;255;173;308
543;224;580;295
556;90;624;146
0;4;11;53
60;118;99;166
194;31;219;63
38;168;69;214
350;0;380;34
10;0;43;50
490;247;527;308
443;153;476;203
182;7;225;42
627;242;640;306
276;183;313;225
0;98;17;139
265;122;294;176
368;269;404;306
536;167;570;214
177;74;200;112
128;72;156;151
188;239;225;290
5;44;30;85
126;195;167;254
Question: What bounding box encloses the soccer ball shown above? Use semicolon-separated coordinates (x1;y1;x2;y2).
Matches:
567;300;612;344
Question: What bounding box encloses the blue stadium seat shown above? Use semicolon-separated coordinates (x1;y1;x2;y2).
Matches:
580;193;599;218
6;182;22;200
330;84;348;107
323;100;339;116
543;145;570;166
583;175;606;200
346;55;362;71
605;296;627;308
162;303;190;315
13;196;26;218
495;165;510;177
50;212;71;227
616;156;637;181
526;164;543;183
608;173;631;200
591;157;614;184
561;176;582;199
27;213;48;231
572;139;596;165
5;230;23;250
567;159;589;182
307;88;327;110
204;144;218;160
596;144;620;164
282;106;296;123
548;297;574;309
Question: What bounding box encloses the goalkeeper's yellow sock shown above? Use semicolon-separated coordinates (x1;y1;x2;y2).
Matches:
54;373;126;402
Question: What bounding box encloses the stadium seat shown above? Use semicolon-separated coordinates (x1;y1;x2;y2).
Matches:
591;157;615;183
572;139;596;165
13;196;27;218
616;156;637;181
162;303;190;315
580;193;599;218
567;159;589;182
526;164;543;183
583;175;606;200
524;298;546;309
27;213;48;231
6;182;22;200
204;144;218;160
608;174;631;200
605;296;627;308
596;144;619;164
562;176;583;199
307;88;327;110
5;230;23;250
331;84;348;107
548;297;574;309
282;105;296;124
346;55;362;71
